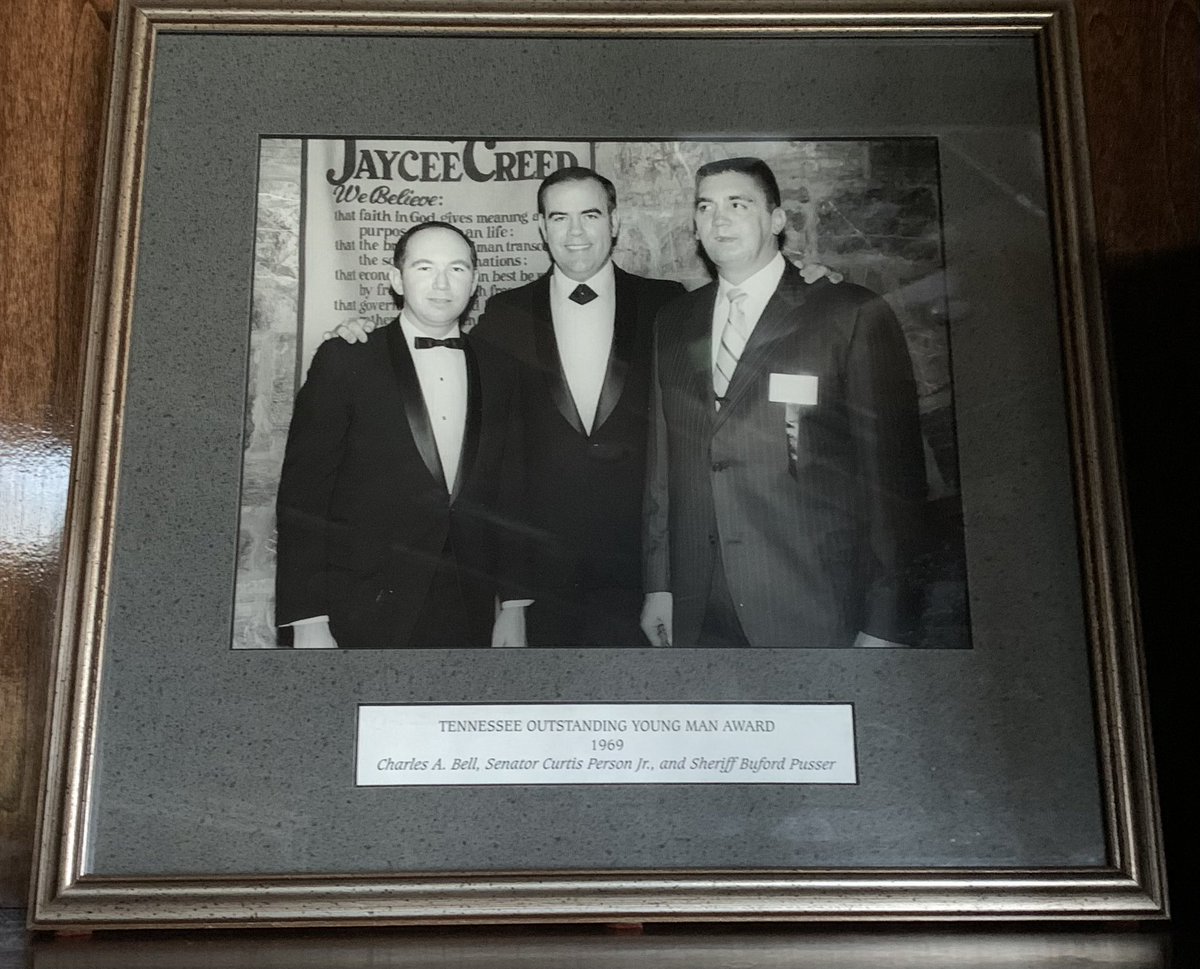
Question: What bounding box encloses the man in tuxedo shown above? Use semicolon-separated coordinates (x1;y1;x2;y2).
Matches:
470;167;683;647
275;221;523;648
642;157;926;648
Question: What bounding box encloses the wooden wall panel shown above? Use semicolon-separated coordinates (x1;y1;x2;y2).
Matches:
0;0;113;905
1077;0;1200;925
1078;0;1200;256
0;0;1196;911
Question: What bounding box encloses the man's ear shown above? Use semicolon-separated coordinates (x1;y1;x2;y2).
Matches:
535;214;548;246
388;265;404;296
770;206;787;236
609;207;621;238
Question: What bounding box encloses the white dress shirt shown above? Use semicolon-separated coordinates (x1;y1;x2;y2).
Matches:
399;311;467;493
550;261;616;433
711;252;787;373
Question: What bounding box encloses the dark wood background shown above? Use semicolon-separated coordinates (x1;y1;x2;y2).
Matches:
1;0;1196;918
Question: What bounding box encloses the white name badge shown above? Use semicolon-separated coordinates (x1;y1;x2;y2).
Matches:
769;372;819;405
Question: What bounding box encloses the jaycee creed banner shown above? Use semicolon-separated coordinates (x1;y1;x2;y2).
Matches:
299;138;592;377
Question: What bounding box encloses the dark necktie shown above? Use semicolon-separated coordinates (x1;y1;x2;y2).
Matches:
413;336;465;350
568;283;598;305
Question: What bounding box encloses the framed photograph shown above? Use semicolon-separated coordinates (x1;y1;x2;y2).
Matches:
32;0;1166;926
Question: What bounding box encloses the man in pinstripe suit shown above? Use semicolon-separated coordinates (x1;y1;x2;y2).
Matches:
641;157;926;648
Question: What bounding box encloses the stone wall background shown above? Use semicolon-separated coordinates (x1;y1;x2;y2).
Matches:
235;139;301;650
234;138;965;649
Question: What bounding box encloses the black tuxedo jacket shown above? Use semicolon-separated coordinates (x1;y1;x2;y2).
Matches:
275;323;523;647
472;267;683;641
645;266;926;647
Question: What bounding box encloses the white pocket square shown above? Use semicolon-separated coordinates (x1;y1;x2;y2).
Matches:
769;372;818;406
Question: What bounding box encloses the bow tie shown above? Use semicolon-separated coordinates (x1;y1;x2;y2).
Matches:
568;283;598;305
413;336;465;350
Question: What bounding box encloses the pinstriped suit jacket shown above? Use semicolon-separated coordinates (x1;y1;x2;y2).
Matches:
645;265;926;647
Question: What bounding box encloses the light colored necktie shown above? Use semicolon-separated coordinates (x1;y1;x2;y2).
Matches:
713;288;749;405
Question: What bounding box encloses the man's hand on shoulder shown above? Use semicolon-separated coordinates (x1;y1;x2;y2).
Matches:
324;317;390;344
787;257;844;286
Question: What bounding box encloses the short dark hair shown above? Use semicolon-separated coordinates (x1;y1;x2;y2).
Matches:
695;156;783;210
392;219;478;269
537;166;618;216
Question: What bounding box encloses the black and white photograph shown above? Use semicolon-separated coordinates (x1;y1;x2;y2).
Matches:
234;137;969;651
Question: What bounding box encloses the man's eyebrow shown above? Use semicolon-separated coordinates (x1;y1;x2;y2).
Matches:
546;207;604;217
408;256;472;267
696;192;756;204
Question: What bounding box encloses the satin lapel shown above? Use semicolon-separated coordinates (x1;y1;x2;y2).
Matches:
386;323;446;490
451;341;482;502
686;284;720;421
713;268;808;432
592;271;634;433
530;276;586;435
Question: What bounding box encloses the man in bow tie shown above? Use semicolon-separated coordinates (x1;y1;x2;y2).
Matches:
642;157;927;649
275;220;524;648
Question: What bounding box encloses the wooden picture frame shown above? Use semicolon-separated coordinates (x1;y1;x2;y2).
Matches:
31;0;1165;927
